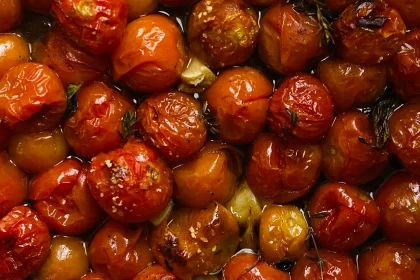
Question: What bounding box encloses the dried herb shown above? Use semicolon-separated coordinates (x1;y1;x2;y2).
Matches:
65;83;82;115
358;16;388;28
310;211;330;219
286;108;299;127
120;110;138;140
201;101;220;135
371;97;402;148
164;259;174;271
308;227;325;280
357;137;377;149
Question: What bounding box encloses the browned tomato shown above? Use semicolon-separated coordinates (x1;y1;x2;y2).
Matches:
23;0;53;14
81;273;110;280
0;0;21;32
246;134;322;203
203;67;272;145
64;82;135;159
0;62;67;133
187;0;259;69
321;111;389;185
173;141;242;208
309;182;380;252
0;34;30;79
161;0;198;6
127;0;158;21
51;0;128;55
334;1;406;66
383;0;420;29
0;206;51;280
358;241;420;280
0;121;10;150
133;265;176;280
112;14;187;94
259;4;324;75
318;57;387;112
245;0;286;6
88;139;173;223
151;202;240;279
268;73;334;142
89;220;154;280
136;91;207;164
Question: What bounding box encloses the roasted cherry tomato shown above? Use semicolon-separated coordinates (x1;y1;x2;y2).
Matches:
0;34;30;79
88;139;173;223
245;0;286;6
112;14;187;94
383;0;420;29
318;57;387;112
0;121;10;150
136;91;207;164
334;1;406;65
309;182;380;252
88;220;154;280
358;241;420;280
127;0;157;21
151;202;240;279
246;134;322;203
259;4;324;75
81;272;110;280
187;0;259;69
133;265;176;280
64;82;135;159
291;249;357;280
51;0;128;55
161;0;198;6
203;67;272;145
0;62;67;133
0;0;21;32
0;206;51;280
23;0;53;14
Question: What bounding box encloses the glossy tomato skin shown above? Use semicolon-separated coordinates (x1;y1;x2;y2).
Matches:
136;91;207;164
0;0;21;32
88;139;173;223
51;0;128;55
383;0;420;29
309;182;380;252
133;265;176;280
151;202;240;280
334;1;406;66
0;62;67;133
321;111;389;185
0;206;51;280
204;67;272;145
318;57;387;112
112;14;187;94
0;34;30;79
23;0;53;14
358;241;420;280
127;0;157;21
0;121;11;151
246;134;322;203
64;82;135;159
259;4;324;75
291;249;357;280
268;74;334;142
89;220;154;280
161;0;198;6
187;0;259;69
81;272;110;280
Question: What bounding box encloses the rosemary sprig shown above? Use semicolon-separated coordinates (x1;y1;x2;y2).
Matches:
65;83;82;115
201;101;220;135
120;110;138;140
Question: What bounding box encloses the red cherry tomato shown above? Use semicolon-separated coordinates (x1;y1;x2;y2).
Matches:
133;265;176;280
81;272;110;280
0;0;21;32
383;0;420;29
23;0;53;14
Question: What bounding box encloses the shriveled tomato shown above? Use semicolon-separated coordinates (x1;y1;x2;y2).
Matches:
383;0;420;29
64;82;135;159
309;182;380;252
81;272;110;280
127;0;157;21
0;0;21;32
51;0;128;55
0;206;51;280
0;121;10;151
0;34;30;79
23;0;53;14
160;0;198;6
187;0;259;69
245;0;286;6
133;265;176;280
112;14;187;94
0;62;67;133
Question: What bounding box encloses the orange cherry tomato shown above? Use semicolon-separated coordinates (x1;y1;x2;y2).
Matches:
133;265;177;280
0;34;30;79
23;0;53;14
81;272;110;280
0;0;21;32
383;0;420;29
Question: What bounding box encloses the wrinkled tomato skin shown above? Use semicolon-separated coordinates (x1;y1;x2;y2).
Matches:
309;182;380;252
64;82;135;159
259;4;324;75
51;0;128;55
23;0;53;14
383;0;420;29
28;159;104;235
81;272;110;280
318;57;387;112
246;134;322;203
0;121;11;150
389;30;420;101
0;34;30;79
321;111;389;185
0;62;67;133
246;0;286;6
375;171;420;245
89;220;154;280
291;249;357;280
0;206;51;280
0;0;21;32
112;14;187;94
127;0;157;21
204;67;272;145
268;73;334;142
151;202;240;280
161;0;198;7
88;140;173;223
334;1;406;66
358;241;420;280
133;265;176;280
136;91;207;164
187;0;259;69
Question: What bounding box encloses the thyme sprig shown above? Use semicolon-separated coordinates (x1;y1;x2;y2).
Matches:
120;110;138;140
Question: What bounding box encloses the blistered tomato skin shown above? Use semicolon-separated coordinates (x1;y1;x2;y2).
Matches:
309;182;380;252
136;92;207;164
0;34;30;79
0;206;51;280
64;82;135;159
51;0;128;55
321;111;389;185
23;0;53;14
112;14;187;94
204;67;272;145
81;273;110;280
187;0;259;69
0;62;67;133
383;0;420;29
0;121;11;150
133;265;176;280
0;0;21;32
334;1;406;66
259;4;324;75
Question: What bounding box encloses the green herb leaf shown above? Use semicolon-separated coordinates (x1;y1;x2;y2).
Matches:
371;97;402;148
120;110;138;140
65;83;82;115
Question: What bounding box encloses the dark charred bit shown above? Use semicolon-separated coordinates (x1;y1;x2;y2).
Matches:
201;101;220;135
358;17;388;29
159;233;188;266
310;211;331;219
286;108;298;127
358;137;378;149
164;259;174;271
